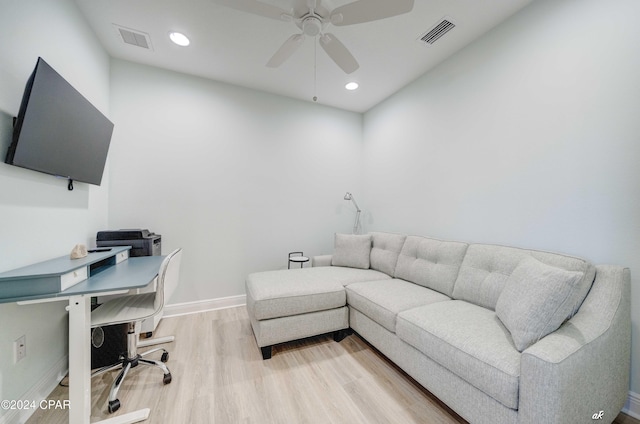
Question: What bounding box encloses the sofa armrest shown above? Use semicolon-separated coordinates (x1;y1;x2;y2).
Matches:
519;265;630;424
312;255;332;267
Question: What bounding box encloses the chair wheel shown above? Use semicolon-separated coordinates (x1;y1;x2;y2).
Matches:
161;351;169;362
108;399;120;413
163;373;172;384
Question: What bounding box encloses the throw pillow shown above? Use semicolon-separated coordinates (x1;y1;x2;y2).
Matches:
495;256;584;352
331;233;372;270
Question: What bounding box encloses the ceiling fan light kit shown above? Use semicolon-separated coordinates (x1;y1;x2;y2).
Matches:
301;15;322;36
213;0;415;74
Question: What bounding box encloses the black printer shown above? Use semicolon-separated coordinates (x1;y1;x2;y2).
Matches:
96;229;161;257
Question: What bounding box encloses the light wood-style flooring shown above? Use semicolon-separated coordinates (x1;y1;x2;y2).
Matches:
26;306;638;424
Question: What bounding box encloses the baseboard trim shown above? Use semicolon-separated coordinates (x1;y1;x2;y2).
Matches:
163;295;246;318
623;391;640;420
0;355;68;424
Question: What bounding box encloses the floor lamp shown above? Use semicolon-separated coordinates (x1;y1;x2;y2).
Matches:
344;192;361;234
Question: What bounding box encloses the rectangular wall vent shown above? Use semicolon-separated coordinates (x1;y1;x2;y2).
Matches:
113;25;153;50
417;18;455;46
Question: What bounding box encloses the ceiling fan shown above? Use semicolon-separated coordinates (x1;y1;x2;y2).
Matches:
212;0;415;74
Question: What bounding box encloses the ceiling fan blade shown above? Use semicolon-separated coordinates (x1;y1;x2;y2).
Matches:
266;34;305;68
330;0;414;26
319;33;359;74
212;0;292;21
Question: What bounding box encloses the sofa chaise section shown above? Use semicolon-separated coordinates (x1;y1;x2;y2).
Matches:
246;264;392;359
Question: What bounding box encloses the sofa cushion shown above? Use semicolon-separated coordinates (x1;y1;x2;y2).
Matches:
247;269;346;320
346;279;450;333
394;236;468;297
331;233;372;269
397;301;521;410
451;243;595;313
369;232;407;276
309;265;392;286
495;256;584;351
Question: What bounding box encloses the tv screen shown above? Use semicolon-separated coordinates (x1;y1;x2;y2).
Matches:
5;57;114;187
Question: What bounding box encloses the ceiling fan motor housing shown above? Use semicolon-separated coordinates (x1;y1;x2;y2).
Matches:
301;15;323;36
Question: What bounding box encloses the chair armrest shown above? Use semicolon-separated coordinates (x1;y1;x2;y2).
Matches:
519;266;631;424
312;255;332;267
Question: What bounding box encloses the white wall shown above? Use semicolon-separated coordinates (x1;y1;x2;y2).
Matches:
363;0;640;395
108;60;363;304
0;0;111;413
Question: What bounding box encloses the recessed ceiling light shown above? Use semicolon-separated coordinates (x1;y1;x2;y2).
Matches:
169;32;190;47
345;82;359;91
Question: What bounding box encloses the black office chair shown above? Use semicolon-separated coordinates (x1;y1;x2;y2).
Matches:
90;248;182;413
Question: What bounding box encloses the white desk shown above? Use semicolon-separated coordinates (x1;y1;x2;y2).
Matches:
0;248;165;424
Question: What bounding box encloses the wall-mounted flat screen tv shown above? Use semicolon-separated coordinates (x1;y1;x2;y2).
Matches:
5;57;114;189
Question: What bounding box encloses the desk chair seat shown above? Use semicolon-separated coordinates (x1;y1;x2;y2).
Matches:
91;248;182;414
92;293;156;326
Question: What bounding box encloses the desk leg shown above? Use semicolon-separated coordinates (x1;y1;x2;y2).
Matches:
67;294;151;424
68;295;91;424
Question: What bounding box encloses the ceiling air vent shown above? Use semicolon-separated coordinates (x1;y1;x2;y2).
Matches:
113;24;153;50
417;18;455;47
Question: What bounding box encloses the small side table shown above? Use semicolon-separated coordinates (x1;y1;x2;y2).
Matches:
288;252;309;269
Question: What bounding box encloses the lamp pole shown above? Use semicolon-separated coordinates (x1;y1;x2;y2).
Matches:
344;192;361;234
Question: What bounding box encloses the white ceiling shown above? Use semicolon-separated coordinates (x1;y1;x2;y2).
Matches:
75;0;534;113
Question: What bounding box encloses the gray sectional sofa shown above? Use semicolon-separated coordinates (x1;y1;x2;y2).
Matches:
245;232;631;424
